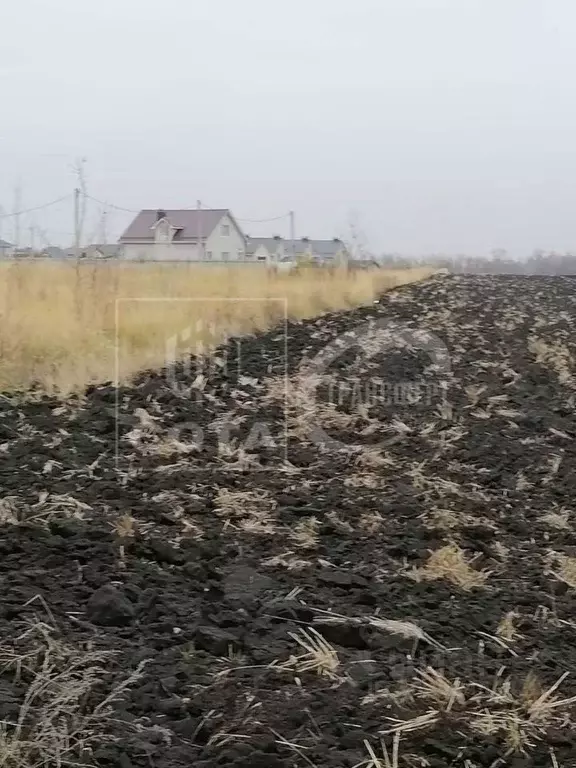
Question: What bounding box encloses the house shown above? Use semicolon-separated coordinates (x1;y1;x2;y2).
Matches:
119;209;246;262
245;236;349;265
63;244;122;259
0;239;13;258
299;238;349;264
92;244;122;259
245;236;285;262
42;246;66;259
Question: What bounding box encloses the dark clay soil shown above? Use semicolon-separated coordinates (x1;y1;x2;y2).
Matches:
3;275;576;767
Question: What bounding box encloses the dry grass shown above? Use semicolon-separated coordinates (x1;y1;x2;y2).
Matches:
214;489;278;535
420;507;473;530
541;510;571;530
468;670;576;753
281;628;341;679
290;517;321;549
0;261;433;393
358;735;402;768
497;611;522;642
311;608;445;651
265;371;358;443
261;552;313;571
0;626;147;768
408;544;490;590
412;667;465;710
371;667;576;757
548;552;576;588
528;337;575;388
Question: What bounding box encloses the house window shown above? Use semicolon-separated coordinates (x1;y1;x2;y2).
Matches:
221;224;230;236
205;251;212;260
222;252;230;261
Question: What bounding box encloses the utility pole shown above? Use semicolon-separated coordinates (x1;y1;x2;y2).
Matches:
101;208;108;245
13;184;21;250
71;157;87;249
289;210;295;261
197;199;203;261
70;158;87;319
74;187;81;249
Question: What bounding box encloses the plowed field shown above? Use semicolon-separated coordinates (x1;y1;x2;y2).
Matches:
3;275;576;768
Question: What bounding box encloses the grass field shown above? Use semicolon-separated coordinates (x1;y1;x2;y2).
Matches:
0;261;433;392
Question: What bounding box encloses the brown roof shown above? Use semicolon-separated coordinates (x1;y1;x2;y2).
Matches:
120;209;232;241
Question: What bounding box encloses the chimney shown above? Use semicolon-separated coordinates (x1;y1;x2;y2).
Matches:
156;209;167;222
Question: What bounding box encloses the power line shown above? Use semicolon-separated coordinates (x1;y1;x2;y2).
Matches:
45;192;291;227
83;194;139;213
236;213;290;223
87;194;291;223
0;190;290;225
0;194;72;218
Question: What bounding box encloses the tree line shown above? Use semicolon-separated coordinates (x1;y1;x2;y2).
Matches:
379;250;576;275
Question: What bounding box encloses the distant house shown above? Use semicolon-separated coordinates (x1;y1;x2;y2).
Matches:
42;246;66;259
63;244;122;259
0;239;13;258
245;236;285;262
245;236;349;265
91;244;122;259
119;209;246;262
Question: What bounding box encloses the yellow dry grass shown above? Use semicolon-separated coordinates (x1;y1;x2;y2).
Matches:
408;544;490;590
548;552;576;589
282;627;341;678
0;261;434;393
496;611;521;642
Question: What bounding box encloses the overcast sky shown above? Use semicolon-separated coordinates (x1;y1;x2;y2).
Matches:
1;0;575;255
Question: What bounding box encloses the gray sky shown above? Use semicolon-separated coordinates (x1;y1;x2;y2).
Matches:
1;0;575;255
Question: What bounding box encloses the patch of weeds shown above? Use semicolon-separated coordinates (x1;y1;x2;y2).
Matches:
408;544;490;590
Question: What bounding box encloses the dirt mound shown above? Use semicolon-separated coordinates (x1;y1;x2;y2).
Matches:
2;274;576;767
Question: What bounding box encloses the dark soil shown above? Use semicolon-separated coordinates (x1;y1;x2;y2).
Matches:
3;275;576;767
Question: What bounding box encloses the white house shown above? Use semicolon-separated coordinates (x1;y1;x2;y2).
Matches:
119;209;246;262
245;236;349;264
